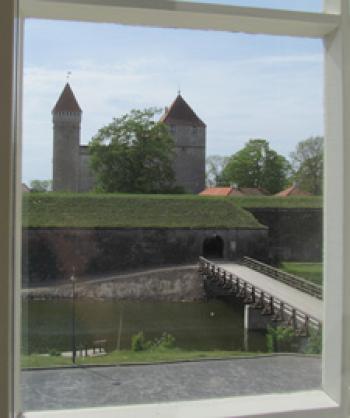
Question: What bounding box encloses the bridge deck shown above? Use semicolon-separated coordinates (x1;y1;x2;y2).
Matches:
216;262;323;322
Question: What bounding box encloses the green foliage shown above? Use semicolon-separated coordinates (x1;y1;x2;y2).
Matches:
220;139;290;194
304;329;322;354
206;155;229;186
131;332;176;352
290;136;323;195
153;332;176;350
22;193;263;228
131;331;149;352
266;326;296;353
30;179;52;192
89;108;177;193
48;348;61;357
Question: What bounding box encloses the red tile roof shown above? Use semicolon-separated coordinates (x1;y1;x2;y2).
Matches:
160;94;205;128
199;187;234;196
200;187;270;197
275;185;312;197
52;83;82;114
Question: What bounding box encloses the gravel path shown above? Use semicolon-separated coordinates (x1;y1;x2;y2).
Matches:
22;355;321;411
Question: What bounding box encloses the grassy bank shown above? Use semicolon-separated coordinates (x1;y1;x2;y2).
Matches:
22;193;264;229
22;193;322;228
22;349;259;369
230;196;322;209
280;262;323;286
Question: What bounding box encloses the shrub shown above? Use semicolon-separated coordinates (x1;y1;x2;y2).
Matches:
48;348;61;357
131;331;147;352
153;332;176;350
304;329;322;354
131;331;176;352
266;326;296;353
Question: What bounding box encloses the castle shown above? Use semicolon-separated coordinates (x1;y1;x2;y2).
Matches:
52;83;206;193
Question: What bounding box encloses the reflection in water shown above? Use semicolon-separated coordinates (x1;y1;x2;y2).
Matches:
22;299;266;354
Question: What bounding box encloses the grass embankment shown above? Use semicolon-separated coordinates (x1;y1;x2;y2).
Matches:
22;349;259;369
280;262;323;286
22;193;264;229
230;196;322;209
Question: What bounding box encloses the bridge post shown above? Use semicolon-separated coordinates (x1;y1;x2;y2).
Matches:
244;305;274;331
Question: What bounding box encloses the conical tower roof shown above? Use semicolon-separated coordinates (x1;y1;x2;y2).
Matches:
52;83;82;114
160;94;205;127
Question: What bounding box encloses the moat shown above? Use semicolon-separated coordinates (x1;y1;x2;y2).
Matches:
22;299;267;355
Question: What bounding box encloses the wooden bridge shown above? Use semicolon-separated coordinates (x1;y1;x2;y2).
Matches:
199;256;323;334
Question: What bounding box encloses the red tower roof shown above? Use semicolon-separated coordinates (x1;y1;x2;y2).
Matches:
160;94;205;127
52;83;82;114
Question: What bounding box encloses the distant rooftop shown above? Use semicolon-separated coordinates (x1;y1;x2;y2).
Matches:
160;94;205;128
52;83;82;114
200;187;270;197
275;185;312;197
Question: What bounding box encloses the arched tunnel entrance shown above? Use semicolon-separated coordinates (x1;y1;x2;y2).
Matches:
202;235;224;259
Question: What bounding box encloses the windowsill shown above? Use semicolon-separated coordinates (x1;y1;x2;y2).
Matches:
23;390;339;418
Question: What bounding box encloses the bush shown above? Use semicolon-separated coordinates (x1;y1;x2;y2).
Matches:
48;348;61;357
131;331;176;352
153;332;176;350
266;326;296;353
131;331;147;352
304;329;322;354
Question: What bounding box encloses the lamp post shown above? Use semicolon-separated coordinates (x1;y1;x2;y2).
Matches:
70;269;77;364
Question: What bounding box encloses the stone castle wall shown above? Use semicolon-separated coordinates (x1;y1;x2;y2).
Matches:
246;207;322;262
22;227;268;284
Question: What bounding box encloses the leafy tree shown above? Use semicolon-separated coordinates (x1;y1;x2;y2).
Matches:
30;179;52;192
290;136;323;195
89;108;176;193
220;139;290;194
206;155;229;186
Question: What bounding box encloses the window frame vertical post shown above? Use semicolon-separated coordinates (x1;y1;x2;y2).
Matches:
0;1;22;418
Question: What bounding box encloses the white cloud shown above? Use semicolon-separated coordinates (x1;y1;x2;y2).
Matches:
22;50;323;182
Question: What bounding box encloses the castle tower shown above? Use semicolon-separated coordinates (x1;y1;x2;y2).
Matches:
52;83;82;192
161;94;206;194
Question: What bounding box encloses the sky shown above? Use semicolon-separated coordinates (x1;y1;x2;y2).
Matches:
22;0;324;184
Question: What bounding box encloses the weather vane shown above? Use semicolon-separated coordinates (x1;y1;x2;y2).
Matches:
66;71;72;81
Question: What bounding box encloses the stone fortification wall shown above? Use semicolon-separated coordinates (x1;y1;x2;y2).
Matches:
22;266;204;301
22;227;268;284
78;147;95;192
246;208;322;262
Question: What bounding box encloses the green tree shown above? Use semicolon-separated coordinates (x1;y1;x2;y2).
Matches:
30;179;52;192
290;136;323;195
206;155;229;186
220;139;290;194
89;108;176;193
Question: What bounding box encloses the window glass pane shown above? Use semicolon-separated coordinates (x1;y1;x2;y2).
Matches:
175;0;322;13
21;19;324;412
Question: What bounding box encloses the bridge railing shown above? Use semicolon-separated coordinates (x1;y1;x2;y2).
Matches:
241;257;323;300
198;256;321;332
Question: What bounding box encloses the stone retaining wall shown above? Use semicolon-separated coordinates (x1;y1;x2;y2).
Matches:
22;266;204;301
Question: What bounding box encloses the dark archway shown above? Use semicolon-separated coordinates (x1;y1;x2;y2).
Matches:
203;235;224;259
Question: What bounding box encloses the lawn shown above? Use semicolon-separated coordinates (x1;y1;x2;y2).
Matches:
230;195;322;209
22;193;264;229
22;193;322;228
280;262;323;286
21;349;260;369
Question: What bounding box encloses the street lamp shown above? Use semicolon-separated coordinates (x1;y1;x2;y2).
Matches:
70;268;77;364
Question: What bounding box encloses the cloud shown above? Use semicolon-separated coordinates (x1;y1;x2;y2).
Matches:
22;48;323;182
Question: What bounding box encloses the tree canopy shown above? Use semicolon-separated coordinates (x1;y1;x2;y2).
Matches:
290;136;323;195
220;139;290;194
30;179;52;192
89;108;177;193
206;155;229;186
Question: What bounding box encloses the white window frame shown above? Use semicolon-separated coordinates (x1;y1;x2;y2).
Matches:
1;0;349;417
